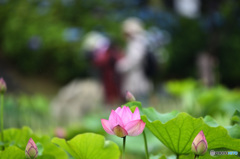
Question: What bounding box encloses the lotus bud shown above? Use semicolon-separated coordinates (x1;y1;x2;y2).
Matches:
192;130;208;155
126;91;136;102
25;138;38;159
54;127;67;138
0;78;7;94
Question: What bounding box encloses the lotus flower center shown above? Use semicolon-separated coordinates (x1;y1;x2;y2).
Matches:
113;125;128;137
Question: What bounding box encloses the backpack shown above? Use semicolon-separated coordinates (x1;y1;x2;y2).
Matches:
143;49;158;79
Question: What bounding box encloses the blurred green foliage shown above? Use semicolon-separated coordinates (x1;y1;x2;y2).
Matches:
166;79;240;125
160;1;240;87
4;94;51;132
0;127;68;159
166;18;207;78
231;110;240;125
0;0;124;83
218;1;240;86
0;0;240;85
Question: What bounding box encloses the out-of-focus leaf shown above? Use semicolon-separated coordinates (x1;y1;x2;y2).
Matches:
52;133;120;159
159;155;167;159
226;124;240;139
231;110;240;125
124;101;142;109
203;115;219;127
165;79;197;96
0;146;25;159
2;127;68;159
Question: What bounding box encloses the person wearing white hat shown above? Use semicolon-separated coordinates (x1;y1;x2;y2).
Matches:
116;17;153;103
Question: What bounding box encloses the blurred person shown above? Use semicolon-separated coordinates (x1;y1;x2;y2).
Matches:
93;42;124;105
116;17;153;104
197;52;217;87
83;32;123;105
82;31;110;70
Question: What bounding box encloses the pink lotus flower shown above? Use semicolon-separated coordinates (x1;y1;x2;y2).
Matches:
191;130;208;155
25;138;38;159
101;106;145;137
0;78;7;94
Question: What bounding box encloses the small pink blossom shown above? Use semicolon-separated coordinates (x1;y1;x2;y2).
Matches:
0;78;7;94
101;106;145;137
54;127;67;138
191;130;208;155
25;138;38;159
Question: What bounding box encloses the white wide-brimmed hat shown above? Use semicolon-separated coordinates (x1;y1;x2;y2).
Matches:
82;31;110;52
122;17;144;35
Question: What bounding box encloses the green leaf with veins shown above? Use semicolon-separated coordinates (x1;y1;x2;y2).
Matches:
142;110;240;155
52;133;120;159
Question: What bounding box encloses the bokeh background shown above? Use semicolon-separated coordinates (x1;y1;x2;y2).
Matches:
0;0;240;158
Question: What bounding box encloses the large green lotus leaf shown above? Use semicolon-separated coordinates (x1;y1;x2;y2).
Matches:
2;127;68;159
142;107;179;124
52;133;120;159
142;112;240;155
125;103;178;123
0;146;25;159
38;140;68;159
3;126;32;148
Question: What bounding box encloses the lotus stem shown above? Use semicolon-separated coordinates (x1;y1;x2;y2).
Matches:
0;93;4;150
176;154;179;159
123;136;126;159
143;131;149;159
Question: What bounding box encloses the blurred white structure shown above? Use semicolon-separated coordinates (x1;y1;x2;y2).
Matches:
174;0;201;18
51;79;103;125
